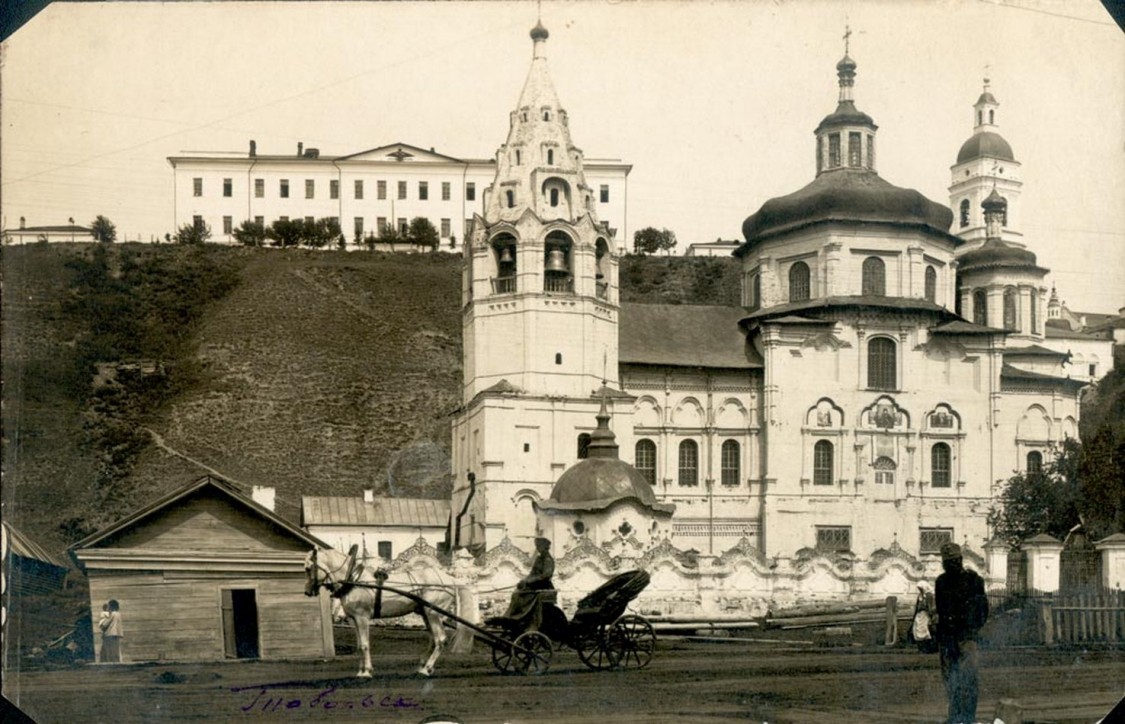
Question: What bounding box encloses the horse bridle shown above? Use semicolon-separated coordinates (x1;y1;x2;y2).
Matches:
307;548;348;594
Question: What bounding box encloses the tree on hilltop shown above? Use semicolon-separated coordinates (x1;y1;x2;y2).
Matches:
633;227;677;255
91;215;117;243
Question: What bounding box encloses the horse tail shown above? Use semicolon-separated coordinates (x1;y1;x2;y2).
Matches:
449;584;476;654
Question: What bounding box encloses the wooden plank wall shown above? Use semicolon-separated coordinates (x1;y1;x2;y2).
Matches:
1040;590;1125;645
88;569;331;662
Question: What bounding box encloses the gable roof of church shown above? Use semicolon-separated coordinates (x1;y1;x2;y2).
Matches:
619;303;761;369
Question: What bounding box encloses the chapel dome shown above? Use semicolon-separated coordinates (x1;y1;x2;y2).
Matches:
956;131;1015;164
548;458;658;509
958;237;1041;272
741;168;953;243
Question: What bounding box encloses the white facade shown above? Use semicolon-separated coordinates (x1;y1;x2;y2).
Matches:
168;142;629;251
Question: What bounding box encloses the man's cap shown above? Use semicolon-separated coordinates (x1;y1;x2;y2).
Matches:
940;542;962;561
534;537;551;547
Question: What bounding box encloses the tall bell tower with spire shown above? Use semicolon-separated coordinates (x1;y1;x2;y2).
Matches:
451;21;624;552
949;76;1024;249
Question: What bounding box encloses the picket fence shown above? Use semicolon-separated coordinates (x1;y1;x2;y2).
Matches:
1040;590;1125;645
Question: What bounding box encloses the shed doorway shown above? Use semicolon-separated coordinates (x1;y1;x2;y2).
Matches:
221;588;260;659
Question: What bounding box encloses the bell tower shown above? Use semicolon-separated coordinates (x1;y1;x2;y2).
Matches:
451;21;624;552
461;20;620;402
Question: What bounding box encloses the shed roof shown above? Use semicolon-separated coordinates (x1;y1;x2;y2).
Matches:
302;496;450;528
1004;344;1069;358
929;319;1004;335
619;303;761;369
69;475;328;556
3;522;67;569
1000;363;1086;390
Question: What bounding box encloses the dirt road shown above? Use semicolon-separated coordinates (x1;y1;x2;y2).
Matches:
5;630;1122;723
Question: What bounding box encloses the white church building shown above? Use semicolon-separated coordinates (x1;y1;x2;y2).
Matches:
448;22;1096;572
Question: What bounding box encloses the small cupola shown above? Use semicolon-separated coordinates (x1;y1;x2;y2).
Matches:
814;31;878;175
982;187;1007;239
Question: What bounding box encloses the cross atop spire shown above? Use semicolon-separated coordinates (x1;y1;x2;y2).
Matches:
843;24;852;55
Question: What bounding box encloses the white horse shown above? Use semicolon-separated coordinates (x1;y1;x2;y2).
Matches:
303;546;472;678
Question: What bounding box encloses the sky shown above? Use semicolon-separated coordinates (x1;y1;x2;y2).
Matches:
2;0;1123;313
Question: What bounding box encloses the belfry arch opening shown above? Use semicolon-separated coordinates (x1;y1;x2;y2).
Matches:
595;237;611;300
491;232;518;294
540;177;572;218
543;230;574;293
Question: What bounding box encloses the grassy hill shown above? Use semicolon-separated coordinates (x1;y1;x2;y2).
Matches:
2;244;741;553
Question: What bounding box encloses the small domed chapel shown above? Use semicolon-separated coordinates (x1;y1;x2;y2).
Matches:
449;23;1088;568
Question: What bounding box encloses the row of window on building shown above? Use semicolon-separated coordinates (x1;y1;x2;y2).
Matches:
625;438;744;487
968;287;1039;333
816;131;876;173
751;257;941;308
192;177;614;204
815;525;954;555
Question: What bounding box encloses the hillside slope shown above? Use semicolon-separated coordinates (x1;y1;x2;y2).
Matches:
2;245;741;550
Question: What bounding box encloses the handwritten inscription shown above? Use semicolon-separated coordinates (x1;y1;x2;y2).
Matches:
231;684;421;714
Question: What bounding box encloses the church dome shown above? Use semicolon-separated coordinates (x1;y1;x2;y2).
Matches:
548;457;658;510
956;131;1015;164
742;168;953;243
958;237;1041;272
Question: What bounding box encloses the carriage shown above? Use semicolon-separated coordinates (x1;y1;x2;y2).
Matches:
304;547;656;678
481;569;656;675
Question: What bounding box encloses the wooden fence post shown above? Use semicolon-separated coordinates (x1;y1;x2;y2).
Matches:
884;596;897;646
1040;600;1054;646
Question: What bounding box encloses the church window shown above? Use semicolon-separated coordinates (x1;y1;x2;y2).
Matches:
816;525;851;553
789;261;811;302
813;440;834;485
543;110;550;121
577;433;591;460
867;134;875;169
1003;288;1018;330
925;265;937;303
978;110;983;125
635;440;657;486
515;149;521;165
547;149;554;165
1027;450;1043;475
1030;289;1039;333
848;132;862;167
931;443;952;487
920;528;953;555
828;134;841;168
989;110;994;124
749;272;761;309
678;440;699;486
550;188;559;207
377;541;393;560
873;456;896;485
973;289;988;326
867;337;897;390
862;256;886;296
721;440;740;486
506;190;515;208
959;199;970;228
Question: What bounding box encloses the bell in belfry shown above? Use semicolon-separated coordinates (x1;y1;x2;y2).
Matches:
499;246;515;264
546;248;569;272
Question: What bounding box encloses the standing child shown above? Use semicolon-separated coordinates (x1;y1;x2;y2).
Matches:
99;599;124;663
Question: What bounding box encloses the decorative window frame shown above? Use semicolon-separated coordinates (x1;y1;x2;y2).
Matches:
802;398;846;490
919;403;965;492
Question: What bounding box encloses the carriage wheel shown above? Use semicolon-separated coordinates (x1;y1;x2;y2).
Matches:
575;626;619;671
512;631;552;676
491;641;515;674
606;615;656;669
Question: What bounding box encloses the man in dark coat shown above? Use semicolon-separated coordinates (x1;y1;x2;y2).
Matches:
501;537;555;629
935;542;989;724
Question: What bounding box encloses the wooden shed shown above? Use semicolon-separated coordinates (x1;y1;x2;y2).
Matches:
70;475;334;663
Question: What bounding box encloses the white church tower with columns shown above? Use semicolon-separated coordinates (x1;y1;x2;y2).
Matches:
451;21;626;552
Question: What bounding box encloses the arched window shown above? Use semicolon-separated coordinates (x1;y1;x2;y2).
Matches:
789;261;811;302
1030;289;1039;333
924;265;937;303
550;188;559;207
862;256;886;296
989;110;994;124
1027;450;1043;475
977;111;983;125
506;190;515;208
813;440;834;485
543;110;550;121
931;443;951;487
515;149;521;165
577;433;591;460
547;149;554;165
635;440;656;486
828;133;841;168
973;289;988;326
721;440;740;486
873;456;896;485
750;272;761;309
959;199;970;228
1004;287;1018;331
867;337;897;390
678;440;698;486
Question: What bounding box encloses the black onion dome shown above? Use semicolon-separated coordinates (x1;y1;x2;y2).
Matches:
982;187;1007;212
958;237;1041;272
530;21;549;41
956;131;1014;164
814;101;876;134
548;458;658;508
742;169;953;243
837;54;857;72
977;91;998;105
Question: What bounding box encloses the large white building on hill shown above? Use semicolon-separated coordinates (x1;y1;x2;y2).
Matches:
448;23;1109;569
167;143;629;251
